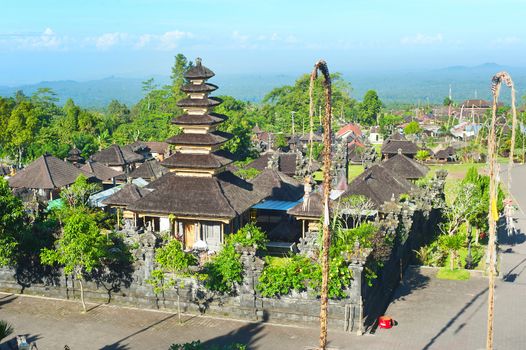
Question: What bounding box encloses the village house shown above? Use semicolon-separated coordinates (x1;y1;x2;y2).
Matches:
8;154;96;201
368;126;384;144
91;144;144;173
128;159;169;181
80;160;125;188
381;135;419;159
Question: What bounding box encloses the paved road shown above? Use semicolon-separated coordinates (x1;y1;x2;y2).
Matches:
2;165;526;349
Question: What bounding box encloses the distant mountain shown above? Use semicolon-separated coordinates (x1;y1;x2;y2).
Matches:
1;64;524;108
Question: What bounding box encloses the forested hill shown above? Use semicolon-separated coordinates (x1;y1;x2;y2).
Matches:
1;63;525;108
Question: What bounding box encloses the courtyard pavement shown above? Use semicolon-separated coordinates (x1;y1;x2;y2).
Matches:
1;165;526;349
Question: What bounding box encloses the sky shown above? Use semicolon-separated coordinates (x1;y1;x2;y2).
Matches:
1;0;525;85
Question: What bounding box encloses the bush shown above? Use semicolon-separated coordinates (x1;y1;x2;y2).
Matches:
203;223;267;294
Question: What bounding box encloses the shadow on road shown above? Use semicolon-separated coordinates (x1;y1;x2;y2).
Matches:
421;286;488;350
0;294;17;309
100;314;177;350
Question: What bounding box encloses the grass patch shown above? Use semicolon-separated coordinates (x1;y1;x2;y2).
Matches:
312;164;364;182
436;267;470;280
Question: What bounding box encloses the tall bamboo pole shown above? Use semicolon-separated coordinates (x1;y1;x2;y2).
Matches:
309;60;332;350
487;71;517;350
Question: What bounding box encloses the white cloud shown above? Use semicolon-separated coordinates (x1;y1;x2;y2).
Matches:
94;32;128;50
491;36;521;47
4;27;63;50
157;30;193;50
232;31;250;44
401;33;443;45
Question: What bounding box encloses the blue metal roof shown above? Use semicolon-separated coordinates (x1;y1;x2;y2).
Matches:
252;199;302;211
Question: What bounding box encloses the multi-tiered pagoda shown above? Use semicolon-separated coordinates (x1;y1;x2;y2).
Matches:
127;59;266;251
161;58;235;176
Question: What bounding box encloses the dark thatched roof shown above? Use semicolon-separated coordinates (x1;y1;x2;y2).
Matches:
250;169;303;202
386;132;406;141
180;82;218;93
80;160;124;182
161;150;235;169
288;192;323;218
91;144;144;166
382;153;429;179
176;97;222;108
166;131;232;146
172;113;226;126
128;159;169;180
102;183;153;207
144;141;169;154
342;164;413;208
381;140;419;155
184;58;215;79
8;154;94;190
127;171;265;219
66;147;84;163
246;152;297;177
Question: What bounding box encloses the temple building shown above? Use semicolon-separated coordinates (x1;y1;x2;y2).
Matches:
111;59;302;251
66;146;84;167
91;144;144;173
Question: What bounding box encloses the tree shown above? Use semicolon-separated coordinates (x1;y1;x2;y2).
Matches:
357;90;382;126
147;238;196;323
443;96;453;107
404;121;422;135
171;54;193;100
416;149;430;161
41;210;110;312
5;101;39;166
60;175;101;208
142;78;157;111
0;178;25;266
274;133;287;150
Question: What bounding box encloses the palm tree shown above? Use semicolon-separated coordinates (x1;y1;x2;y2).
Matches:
0;320;13;342
309;60;332;350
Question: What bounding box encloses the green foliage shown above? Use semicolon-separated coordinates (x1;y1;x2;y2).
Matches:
0;178;26;266
60;175;101;208
260;73;355;132
234;167;261;180
413;241;447;267
169;341;246;350
40;208;110;278
0;320;13;342
403;121;422;135
415;149;430;161
357;90;382;126
203;224;267;294
436;267;470;280
203;243;243;294
229;223;268;250
257;255;318;297
378;114;404;137
147;238;196;294
461;167;504;232
307;142;324;161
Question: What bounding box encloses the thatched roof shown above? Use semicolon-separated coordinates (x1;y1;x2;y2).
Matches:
166;131;232;146
8;154;94;190
386;132;406;141
288;192;323;218
127;171;265;219
173;113;226;126
251;169;303;201
66;147;84;163
180;82;218;93
161;150;235;170
246;151;297;177
176;97;222;108
80;160;124;182
129;159;168;180
382;153;429;179
102;183;153;207
184;58;215;80
381;140;419;155
91;144;144;166
342;164;413;208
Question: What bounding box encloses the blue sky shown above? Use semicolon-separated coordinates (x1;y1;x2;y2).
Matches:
1;0;525;85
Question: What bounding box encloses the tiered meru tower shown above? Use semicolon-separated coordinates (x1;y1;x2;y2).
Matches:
161;58;234;177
